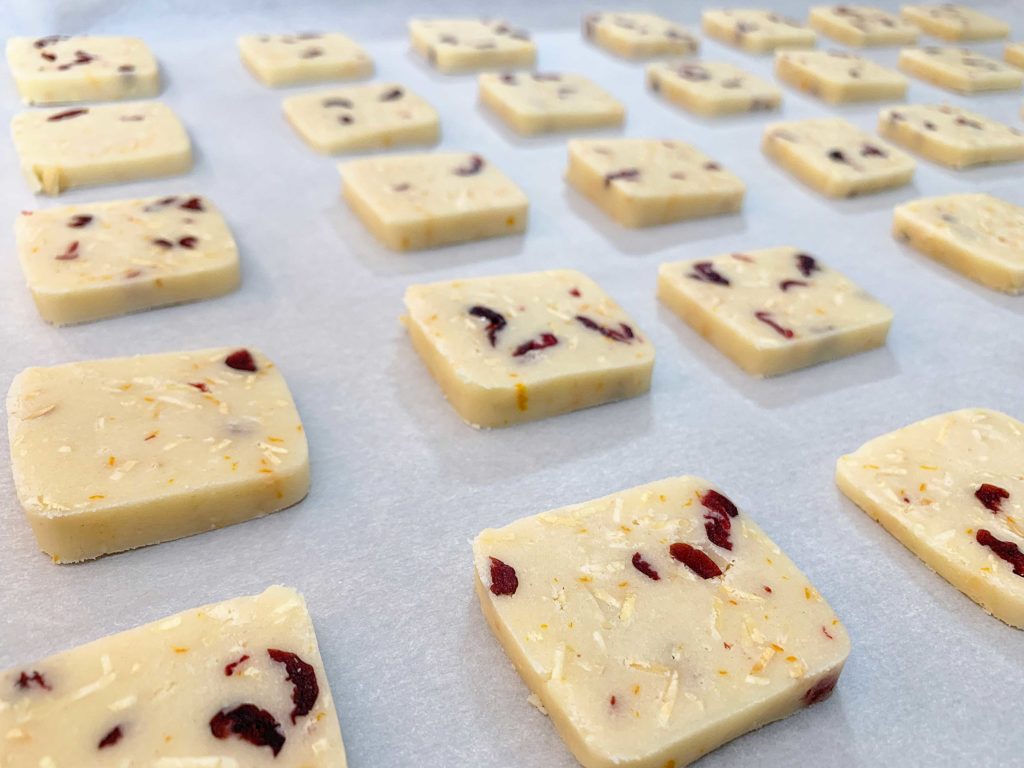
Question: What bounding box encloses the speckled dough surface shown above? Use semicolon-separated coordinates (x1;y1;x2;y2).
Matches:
808;5;918;46
409;19;535;73
478;72;624;135
900;4;1009;41
775;49;907;103
237;31;373;87
898;46;1023;93
702;9;816;53
878;104;1024;168
582;12;699;59
647;60;781;116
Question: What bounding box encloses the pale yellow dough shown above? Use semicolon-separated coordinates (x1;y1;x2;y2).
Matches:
763;117;914;197
403;269;653;428
6;35;160;105
893;193;1024;293
6;347;309;563
479;72;624;135
583;12;699;59
340;152;528;250
566;138;745;227
702;9;816;53
837;408;1024;629
238;31;373;87
878;104;1024;168
1006;42;1024;69
474;476;850;768
409;19;536;74
658;247;893;377
775;49;908;103
808;5;919;46
647;60;782;116
0;586;348;765
283;82;439;153
11;101;192;196
899;46;1023;93
15;194;239;325
900;5;1009;41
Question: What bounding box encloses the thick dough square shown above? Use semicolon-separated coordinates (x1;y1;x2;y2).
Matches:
11;101;192;196
837;408;1024;628
775;50;908;103
409;19;536;74
6;347;309;563
582;12;699;59
474;476;850;768
900;5;1009;41
893;193;1024;293
238;32;373;87
702;9;816;53
340;152;528;250
878;104;1024;168
479;72;624;135
566;138;745;227
658;247;893;377
808;5;919;46
15;194;240;325
647;60;782;116
403;270;654;427
283;83;439;153
763;117;914;197
899;46;1023;93
6;35;160;105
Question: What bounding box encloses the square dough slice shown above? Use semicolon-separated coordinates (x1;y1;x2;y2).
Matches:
473;476;851;768
0;586;348;764
582;12;699;59
340;152;527;251
900;5;1009;42
1007;42;1024;69
237;31;373;87
566;138;745;228
893;193;1024;293
775;49;908;103
479;72;624;135
409;19;536;74
808;5;919;46
647;60;782;116
15;194;240;325
6;347;309;563
702;9;817;53
283;83;439;154
11;101;192;196
658;247;893;377
878;104;1024;168
403;269;653;428
837;408;1024;628
6;35;160;105
899;46;1023;93
762;117;915;198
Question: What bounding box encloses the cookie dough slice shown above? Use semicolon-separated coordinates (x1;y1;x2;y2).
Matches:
403;270;653;427
340;152;527;250
582;12;699;59
479;72;624;135
702;9;816;53
878;104;1024;168
763;118;914;197
1007;42;1024;69
6;347;308;563
15;194;239;325
283;83;439;153
808;5;919;46
837;408;1024;628
893;193;1024;293
658;247;892;376
775;50;907;103
900;5;1009;42
0;586;347;764
6;35;160;105
409;19;535;74
238;32;373;87
474;476;851;768
899;46;1023;93
647;60;782;116
566;139;745;227
11;101;192;196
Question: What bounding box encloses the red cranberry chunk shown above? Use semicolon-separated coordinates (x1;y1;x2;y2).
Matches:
975;484;1009;513
55;241;80;261
323;97;353;108
15;671;51;691
575;315;635;343
47;108;89;122
780;279;808;291
268;649;320;724
512;333;559;357
179;197;205;211
701;489;738;550
690;262;730;286
604;168;640;187
803;674;839;706
224;653;249;675
755;311;795;339
631;552;660;580
795;253;820;278
224;349;258;372
210;704;285;756
98;725;123;749
379;87;404;101
976;529;1024;577
669;542;722;579
489;557;519;595
468;305;507;347
68;214;93;228
178;236;198;249
454;155;485;176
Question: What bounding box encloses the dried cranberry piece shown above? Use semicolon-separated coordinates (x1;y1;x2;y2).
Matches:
268;649;320;724
780;279;808;291
153;238;174;249
701;489;739;550
500;73;518;84
379;87;404;101
976;529;1024;577
15;671;50;690
489;557;518;595
34;35;69;48
210;704;285;756
689;261;730;286
512;333;559;357
55;241;79;261
188;381;210;393
178;236;198;249
631;552;660;580
803;674;839;706
575;315;635;343
795;253;820;278
41;51;56;61
468;305;507;346
955;116;983;130
755;311;795;339
225;349;258;372
118;64;135;73
827;149;847;163
338;115;354;125
323;97;353;108
454;155;485;176
224;653;250;675
676;64;710;81
604;168;640;186
98;725;123;749
47;108;89;122
861;144;886;158
669;542;722;579
975;484;1009;513
704;162;721;171
179;197;204;211
68;214;93;228
300;47;324;59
